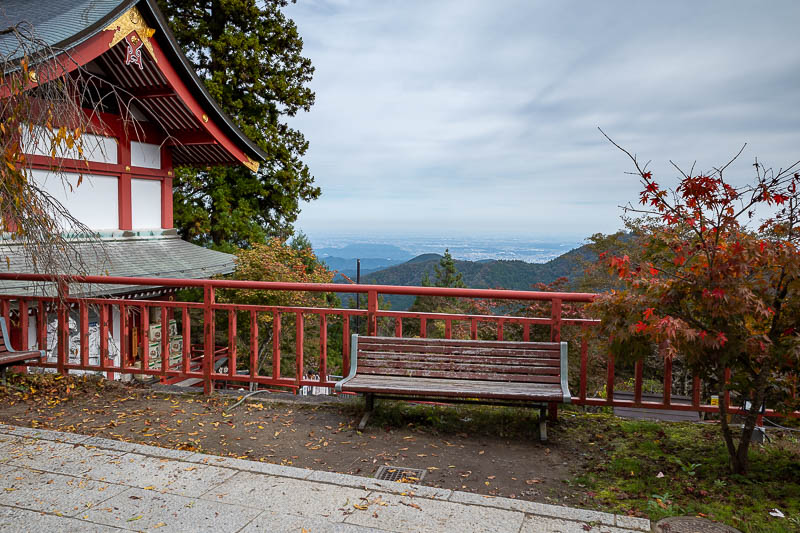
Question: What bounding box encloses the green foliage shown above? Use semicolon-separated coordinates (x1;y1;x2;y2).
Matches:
158;0;320;251
565;413;800;532
217;238;342;376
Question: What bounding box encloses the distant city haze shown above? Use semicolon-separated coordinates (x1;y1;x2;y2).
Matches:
286;0;800;241
310;233;580;264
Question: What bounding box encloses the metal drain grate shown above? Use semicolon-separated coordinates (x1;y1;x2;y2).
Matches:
374;465;427;484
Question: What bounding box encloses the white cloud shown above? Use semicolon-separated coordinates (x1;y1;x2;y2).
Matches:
285;0;800;239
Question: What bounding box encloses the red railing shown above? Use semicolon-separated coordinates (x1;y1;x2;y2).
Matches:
0;272;796;419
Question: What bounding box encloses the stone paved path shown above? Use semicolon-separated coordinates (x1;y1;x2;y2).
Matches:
0;424;650;532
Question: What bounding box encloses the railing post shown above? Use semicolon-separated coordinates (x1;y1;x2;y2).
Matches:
319;313;327;384
692;375;701;408
634;360;643;404
295;312;304;388
56;279;69;376
19;300;28;351
579;326;588;403
79;301;89;367
160;305;169;381
203;285;215;395
367;290;378;336
550;298;562;342
342;313;350;376
548;298;562;421
606;351;615;405
272;311;281;379
228;310;237;378
249;310;258;381
100;304;111;379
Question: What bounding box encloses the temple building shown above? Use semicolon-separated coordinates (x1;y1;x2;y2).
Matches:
0;0;266;372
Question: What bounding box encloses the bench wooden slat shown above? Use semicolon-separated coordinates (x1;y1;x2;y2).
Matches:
0;351;42;365
358;359;560;375
355;365;562;382
358;337;560;350
359;351;560;367
343;374;564;401
357;343;560;358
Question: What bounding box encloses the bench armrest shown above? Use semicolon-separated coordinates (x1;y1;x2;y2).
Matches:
334;334;360;393
560;341;572;404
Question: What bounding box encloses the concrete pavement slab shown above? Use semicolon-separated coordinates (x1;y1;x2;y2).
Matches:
0;506;123;532
0;468;127;517
306;469;453;501
520;514;640;533
82;487;262;532
187;453;314;480
0;426;91;445
448;490;619;527
5;439;127;477
81;452;237;497
200;470;373;518
240;511;392;533
343;491;526;533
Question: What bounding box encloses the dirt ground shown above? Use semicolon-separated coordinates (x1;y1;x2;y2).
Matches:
0;374;597;509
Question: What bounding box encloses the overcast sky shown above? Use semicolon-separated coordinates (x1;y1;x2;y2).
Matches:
285;0;800;241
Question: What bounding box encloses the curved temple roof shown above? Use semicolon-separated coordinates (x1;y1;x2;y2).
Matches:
0;0;267;169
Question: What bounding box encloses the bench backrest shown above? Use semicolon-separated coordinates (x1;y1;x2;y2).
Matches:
353;335;567;387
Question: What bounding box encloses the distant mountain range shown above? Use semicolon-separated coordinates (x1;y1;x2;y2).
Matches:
332;243;595;310
317;243;413;278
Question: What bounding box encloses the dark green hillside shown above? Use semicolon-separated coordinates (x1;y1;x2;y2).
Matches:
359;243;595;310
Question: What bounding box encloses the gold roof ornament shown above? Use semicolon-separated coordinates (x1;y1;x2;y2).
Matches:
244;156;260;173
104;6;157;62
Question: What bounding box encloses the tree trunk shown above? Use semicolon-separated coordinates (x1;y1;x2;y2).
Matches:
717;368;768;475
716;377;741;473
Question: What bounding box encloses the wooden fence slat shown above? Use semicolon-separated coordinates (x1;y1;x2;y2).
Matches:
250;310;258;379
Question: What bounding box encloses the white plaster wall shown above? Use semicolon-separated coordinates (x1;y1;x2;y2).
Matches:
31;169;119;230
21;125;117;164
130;141;161;169
131;178;162;228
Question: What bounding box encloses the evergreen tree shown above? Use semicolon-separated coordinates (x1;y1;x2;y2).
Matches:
158;0;320;252
409;250;468;334
421;249;466;289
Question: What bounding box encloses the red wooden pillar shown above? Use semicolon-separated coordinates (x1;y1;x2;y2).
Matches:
56;280;69;376
18;300;28;351
203;285;215;395
161;146;174;229
119;139;132;230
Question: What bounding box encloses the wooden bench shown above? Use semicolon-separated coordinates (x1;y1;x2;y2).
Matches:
335;335;571;440
0;317;44;385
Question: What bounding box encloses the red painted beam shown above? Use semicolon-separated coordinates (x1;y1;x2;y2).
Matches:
0;273;597;301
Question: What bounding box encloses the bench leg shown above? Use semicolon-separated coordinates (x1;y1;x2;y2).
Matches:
358;393;375;431
548;402;558;422
538;405;548;442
